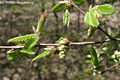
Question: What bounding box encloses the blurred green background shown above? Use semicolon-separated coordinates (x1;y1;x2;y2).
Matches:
0;0;120;80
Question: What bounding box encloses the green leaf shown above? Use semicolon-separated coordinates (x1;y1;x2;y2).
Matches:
63;9;70;27
89;9;99;27
32;50;52;62
84;9;99;27
89;46;99;67
24;38;38;49
20;48;35;54
72;0;84;6
7;50;20;60
94;9;103;19
99;77;105;80
84;12;91;26
85;67;94;73
8;34;35;42
84;60;92;64
96;4;115;16
52;2;67;13
55;37;64;44
36;11;47;32
32;26;37;33
36;17;44;32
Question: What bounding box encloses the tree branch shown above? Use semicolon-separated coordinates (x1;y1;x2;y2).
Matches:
97;24;115;40
70;0;86;15
97;61;120;80
0;38;120;49
0;46;24;49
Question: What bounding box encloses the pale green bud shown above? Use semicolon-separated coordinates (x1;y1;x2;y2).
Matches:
58;45;66;51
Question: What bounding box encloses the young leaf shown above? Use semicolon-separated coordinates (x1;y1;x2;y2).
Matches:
20;48;35;54
32;50;52;62
85;67;94;73
95;4;115;16
36;18;44;32
84;9;99;27
55;37;64;44
94;9;103;19
8;34;35;42
7;49;20;60
24;38;38;49
72;0;85;6
36;11;47;32
63;9;70;27
89;46;99;67
84;60;92;64
84;12;91;26
52;2;67;13
89;9;99;27
32;26;37;33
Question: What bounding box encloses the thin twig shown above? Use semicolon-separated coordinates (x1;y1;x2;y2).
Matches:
70;0;85;15
97;61;120;80
52;0;60;40
97;24;115;40
0;38;120;49
0;46;24;49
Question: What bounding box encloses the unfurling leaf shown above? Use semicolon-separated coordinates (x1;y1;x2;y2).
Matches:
85;67;94;73
84;9;99;27
32;26;37;33
36;17;44;32
20;48;35;54
84;12;90;26
89;9;99;27
8;34;35;42
56;37;64;44
7;49;20;60
32;50;52;62
24;38;38;49
89;46;99;67
36;11;47;33
63;9;70;27
94;4;115;16
84;4;115;28
72;0;84;6
7;49;31;60
94;10;103;19
84;60;92;64
52;2;67;13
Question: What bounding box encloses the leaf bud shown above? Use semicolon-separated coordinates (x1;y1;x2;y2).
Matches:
60;55;65;59
63;38;70;44
59;40;66;45
60;51;65;54
59;51;65;59
59;38;70;45
87;27;96;37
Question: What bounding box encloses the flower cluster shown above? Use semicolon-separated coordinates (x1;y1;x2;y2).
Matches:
57;38;70;59
43;38;70;59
